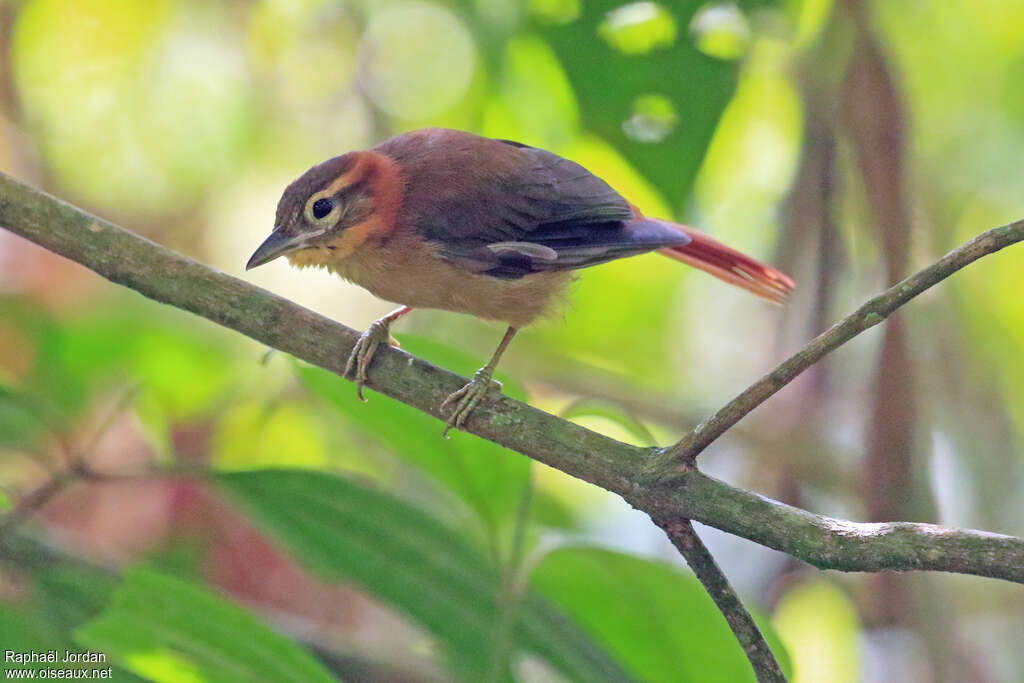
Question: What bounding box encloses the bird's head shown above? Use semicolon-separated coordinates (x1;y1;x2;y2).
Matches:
246;150;403;270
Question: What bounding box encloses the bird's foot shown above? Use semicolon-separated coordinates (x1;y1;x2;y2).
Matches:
344;321;399;401
441;368;503;437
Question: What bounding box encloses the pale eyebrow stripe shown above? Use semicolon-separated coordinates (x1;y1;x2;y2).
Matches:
323;154;370;196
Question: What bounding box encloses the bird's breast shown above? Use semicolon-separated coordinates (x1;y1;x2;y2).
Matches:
325;228;572;328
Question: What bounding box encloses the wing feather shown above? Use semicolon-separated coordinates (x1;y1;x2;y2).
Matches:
376;130;682;278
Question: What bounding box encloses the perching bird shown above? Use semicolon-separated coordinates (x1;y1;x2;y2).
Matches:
247;129;794;435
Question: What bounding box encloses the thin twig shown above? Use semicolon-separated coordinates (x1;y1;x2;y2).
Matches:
1;172;1022;583
0;468;77;538
665;219;1024;465
656;518;786;683
0;384;140;539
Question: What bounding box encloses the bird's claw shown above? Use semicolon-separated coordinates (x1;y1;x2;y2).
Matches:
344;320;397;401
441;369;502;437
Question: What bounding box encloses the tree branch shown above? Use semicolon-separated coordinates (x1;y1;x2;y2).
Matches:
665;218;1024;465
1;171;1022;584
638;470;1024;582
656;518;786;682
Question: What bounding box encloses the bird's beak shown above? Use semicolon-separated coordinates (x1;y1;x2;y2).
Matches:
246;230;308;270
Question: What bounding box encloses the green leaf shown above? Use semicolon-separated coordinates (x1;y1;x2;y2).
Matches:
0;383;54;450
74;568;337;683
560;399;655;445
0;567;145;681
34;567;121;631
0;609;63;671
292;357;530;528
530;547;792;682
14;297;243;422
533;1;778;210
217;468;633;682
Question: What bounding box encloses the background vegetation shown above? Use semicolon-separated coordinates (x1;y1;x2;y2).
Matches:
0;0;1021;681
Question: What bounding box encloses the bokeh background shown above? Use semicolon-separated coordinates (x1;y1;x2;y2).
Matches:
1;0;1023;681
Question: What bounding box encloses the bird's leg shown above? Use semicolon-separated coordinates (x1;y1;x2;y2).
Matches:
344;305;413;401
441;326;518;437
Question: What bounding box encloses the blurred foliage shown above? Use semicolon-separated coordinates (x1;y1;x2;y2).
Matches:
13;0;252;213
1;0;1023;681
772;580;860;683
0;566;144;681
530;547;791;682
293;358;534;532
219;468;633;682
77;568;337;683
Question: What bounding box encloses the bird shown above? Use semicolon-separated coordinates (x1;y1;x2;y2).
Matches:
246;128;794;436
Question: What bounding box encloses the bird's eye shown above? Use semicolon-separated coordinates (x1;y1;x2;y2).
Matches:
311;197;334;220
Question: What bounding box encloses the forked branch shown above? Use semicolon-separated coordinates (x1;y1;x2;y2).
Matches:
2;171;1023;683
1;171;1021;581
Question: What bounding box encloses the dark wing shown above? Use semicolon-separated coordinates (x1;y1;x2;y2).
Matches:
442;217;693;279
380;131;689;278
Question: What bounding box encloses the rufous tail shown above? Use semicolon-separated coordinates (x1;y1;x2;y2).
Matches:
658;226;795;304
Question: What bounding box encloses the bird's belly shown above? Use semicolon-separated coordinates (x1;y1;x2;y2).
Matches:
329;247;571;328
